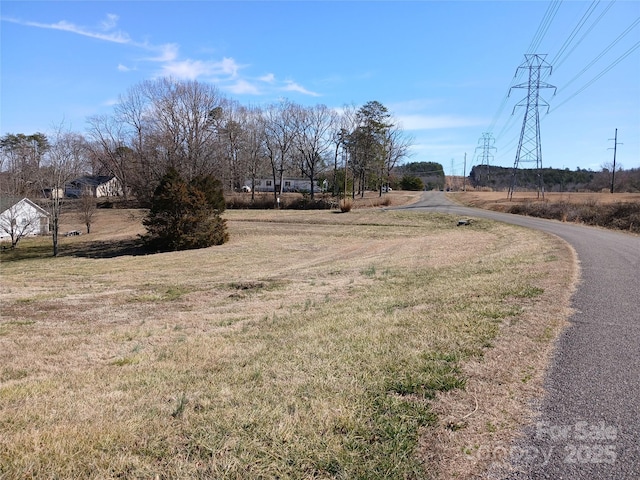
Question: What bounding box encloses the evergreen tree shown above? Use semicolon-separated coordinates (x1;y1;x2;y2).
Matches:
142;168;228;251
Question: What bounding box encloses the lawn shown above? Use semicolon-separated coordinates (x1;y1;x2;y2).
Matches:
0;206;575;479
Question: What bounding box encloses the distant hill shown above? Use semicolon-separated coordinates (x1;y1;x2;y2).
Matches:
468;165;640;193
394;162;445;190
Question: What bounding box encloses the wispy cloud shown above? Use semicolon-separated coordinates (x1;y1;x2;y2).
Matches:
3;13;321;98
227;79;261;95
3;15;131;44
259;73;276;83
282;80;320;97
100;13;119;32
159;57;243;81
145;43;180;63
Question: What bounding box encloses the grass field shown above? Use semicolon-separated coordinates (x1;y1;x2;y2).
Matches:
449;191;640;210
449;191;640;233
0;204;575;478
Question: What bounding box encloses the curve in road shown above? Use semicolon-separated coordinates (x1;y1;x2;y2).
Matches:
396;191;640;479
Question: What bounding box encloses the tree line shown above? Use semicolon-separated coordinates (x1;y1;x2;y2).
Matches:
468;164;640;193
1;77;413;253
1;78;412;204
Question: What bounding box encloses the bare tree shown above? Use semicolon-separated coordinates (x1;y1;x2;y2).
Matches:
77;193;97;234
114;82;157;203
219;100;249;192
381;124;413;195
293;104;337;199
262;100;298;205
86;115;133;201
242;106;268;202
93;78;227;204
145;78;225;181
39;126;87;256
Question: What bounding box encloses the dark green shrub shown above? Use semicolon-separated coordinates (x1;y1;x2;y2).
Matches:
142;168;228;251
400;174;424;191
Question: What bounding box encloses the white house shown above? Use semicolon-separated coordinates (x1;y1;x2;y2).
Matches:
0;197;50;242
247;177;314;193
65;175;122;198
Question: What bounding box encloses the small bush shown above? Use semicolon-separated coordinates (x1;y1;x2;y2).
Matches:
340;198;353;212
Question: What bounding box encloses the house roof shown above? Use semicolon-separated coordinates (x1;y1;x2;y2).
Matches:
0;197;49;216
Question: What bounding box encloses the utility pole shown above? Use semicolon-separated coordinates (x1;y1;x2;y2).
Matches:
508;54;556;200
475;133;496;187
450;158;455;190
463;153;467;192
608;128;622;194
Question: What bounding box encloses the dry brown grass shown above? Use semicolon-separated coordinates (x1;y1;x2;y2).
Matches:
450;191;640;211
450;191;640;233
0;205;575;478
420;236;577;479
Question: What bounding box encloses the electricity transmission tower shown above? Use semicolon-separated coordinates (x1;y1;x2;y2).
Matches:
508;54;556;200
475;133;496;188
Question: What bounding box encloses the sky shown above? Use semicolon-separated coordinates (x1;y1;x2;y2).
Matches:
1;0;639;176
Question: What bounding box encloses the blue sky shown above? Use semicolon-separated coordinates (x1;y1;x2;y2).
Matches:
2;1;639;175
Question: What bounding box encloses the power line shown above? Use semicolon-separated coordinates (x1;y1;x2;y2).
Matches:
550;40;640;112
487;1;563;136
549;0;617;73
527;0;563;54
556;16;640;94
548;0;601;68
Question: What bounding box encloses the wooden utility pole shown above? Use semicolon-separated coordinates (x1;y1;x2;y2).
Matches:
608;128;621;194
463;153;467;192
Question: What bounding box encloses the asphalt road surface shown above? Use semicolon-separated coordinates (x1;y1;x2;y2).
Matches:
396;191;640;479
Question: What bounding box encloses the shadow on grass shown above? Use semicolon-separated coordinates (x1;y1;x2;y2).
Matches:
0;238;149;262
65;238;148;258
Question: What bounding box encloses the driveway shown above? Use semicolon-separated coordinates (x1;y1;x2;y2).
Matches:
397;191;640;479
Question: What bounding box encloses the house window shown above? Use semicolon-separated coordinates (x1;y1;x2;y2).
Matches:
284;181;291;187
266;180;272;186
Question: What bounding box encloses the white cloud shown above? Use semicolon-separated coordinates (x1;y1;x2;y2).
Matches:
259;73;276;83
160;59;209;80
100;13;119;31
282;80;320;97
5;13;320;100
226;79;261;95
145;43;179;63
4;16;131;44
159;57;243;81
219;57;240;78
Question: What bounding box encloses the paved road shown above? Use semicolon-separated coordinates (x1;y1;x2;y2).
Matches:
396;192;640;479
